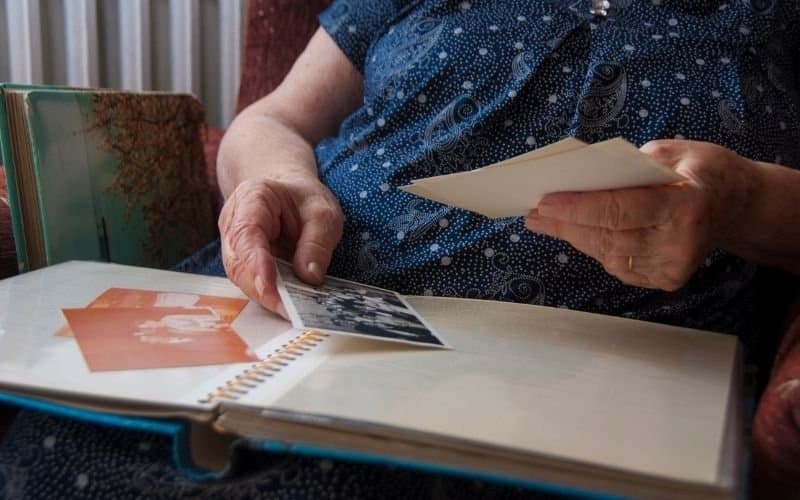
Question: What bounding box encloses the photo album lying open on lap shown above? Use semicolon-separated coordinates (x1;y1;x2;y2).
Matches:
0;261;741;500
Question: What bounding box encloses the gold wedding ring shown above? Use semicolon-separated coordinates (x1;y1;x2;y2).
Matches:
627;255;634;272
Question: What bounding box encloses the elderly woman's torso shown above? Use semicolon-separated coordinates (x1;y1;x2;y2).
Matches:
315;0;800;342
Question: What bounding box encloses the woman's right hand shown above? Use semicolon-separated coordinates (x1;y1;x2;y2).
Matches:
218;176;344;317
216;27;362;317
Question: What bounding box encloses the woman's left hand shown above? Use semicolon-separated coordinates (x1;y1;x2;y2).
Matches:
524;139;759;291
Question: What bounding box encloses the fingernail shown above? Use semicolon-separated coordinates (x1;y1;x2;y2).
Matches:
276;302;289;321
307;261;322;281
254;274;266;299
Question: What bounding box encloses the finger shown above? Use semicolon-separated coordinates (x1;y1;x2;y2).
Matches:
525;213;697;291
607;254;695;292
292;194;344;285
536;187;675;230
525;213;658;258
600;255;665;289
221;241;288;319
219;182;283;245
524;214;672;289
219;189;288;318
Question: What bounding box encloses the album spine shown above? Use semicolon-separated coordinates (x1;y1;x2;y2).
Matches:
197;330;329;404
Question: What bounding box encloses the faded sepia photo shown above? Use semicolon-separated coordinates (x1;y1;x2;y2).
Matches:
63;306;257;371
56;288;247;337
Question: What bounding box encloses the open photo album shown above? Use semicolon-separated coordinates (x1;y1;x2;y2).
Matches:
0;261;741;499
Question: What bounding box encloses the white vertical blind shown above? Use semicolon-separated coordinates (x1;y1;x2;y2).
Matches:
169;0;199;95
0;0;245;127
64;0;99;87
219;0;243;125
118;0;151;91
6;0;44;84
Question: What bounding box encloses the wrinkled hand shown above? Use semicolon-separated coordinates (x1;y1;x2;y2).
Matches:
525;140;757;291
219;177;344;316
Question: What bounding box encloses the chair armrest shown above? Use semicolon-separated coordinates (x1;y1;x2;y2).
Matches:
236;0;330;112
752;297;800;498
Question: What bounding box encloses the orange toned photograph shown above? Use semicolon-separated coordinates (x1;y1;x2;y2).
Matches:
62;306;257;371
56;288;248;337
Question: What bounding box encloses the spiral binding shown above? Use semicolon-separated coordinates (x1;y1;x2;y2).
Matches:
198;330;329;404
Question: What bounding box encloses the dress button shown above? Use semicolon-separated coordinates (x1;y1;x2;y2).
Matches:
590;0;611;17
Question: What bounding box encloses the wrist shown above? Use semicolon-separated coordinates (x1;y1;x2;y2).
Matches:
218;111;319;198
708;151;762;250
711;154;765;252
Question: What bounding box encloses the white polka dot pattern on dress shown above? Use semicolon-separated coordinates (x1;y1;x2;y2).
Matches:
317;0;800;338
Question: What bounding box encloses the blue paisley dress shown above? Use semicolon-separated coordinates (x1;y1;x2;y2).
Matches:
1;1;798;498
317;0;800;348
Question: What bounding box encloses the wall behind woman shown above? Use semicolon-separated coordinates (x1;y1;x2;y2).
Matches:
0;0;245;128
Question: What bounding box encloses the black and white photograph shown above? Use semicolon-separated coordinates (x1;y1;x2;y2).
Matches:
275;260;448;348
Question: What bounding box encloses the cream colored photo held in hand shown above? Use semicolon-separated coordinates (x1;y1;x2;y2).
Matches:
401;137;686;219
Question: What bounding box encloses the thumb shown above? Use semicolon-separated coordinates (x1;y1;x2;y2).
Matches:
292;199;344;285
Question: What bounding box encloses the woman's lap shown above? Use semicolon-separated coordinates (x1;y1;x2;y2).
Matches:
1;410;552;499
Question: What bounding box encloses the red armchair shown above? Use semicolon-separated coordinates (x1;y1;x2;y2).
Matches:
752;296;800;498
203;0;332;217
0;0;798;496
